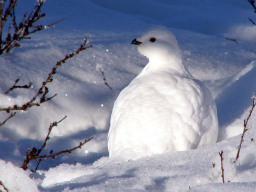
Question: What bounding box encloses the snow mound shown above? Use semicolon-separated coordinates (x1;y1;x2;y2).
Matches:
0;160;39;192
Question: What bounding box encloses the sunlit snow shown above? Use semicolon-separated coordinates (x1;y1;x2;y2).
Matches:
1;0;256;191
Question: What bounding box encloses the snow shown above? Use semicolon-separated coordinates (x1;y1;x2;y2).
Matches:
0;0;256;191
0;160;39;192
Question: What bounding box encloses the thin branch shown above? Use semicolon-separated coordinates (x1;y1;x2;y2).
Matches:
4;78;32;94
0;112;16;127
248;0;256;12
21;116;67;170
225;37;238;44
38;116;67;155
248;17;256;25
34;158;42;172
21;115;93;171
36;138;93;160
234;98;256;163
2;0;17;25
98;67;113;90
0;0;63;54
21;147;37;171
32;138;92;172
30;18;65;32
219;151;225;183
0;37;92;113
0;180;9;192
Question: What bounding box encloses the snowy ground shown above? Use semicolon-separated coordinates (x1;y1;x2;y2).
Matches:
1;0;256;191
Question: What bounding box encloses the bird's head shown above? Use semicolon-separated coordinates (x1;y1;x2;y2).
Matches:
131;27;181;64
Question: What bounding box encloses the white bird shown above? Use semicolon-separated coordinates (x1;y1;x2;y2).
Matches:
108;27;218;160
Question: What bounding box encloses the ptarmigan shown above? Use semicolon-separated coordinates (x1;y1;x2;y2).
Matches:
108;27;218;160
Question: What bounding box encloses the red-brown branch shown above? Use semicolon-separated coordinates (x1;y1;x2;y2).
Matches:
219;151;225;183
4;79;32;94
0;180;9;192
35;138;93;160
0;37;91;114
98;67;113;90
21;116;67;170
21;115;93;171
248;0;256;12
0;0;63;54
248;0;256;25
0;112;16;127
234;98;256;163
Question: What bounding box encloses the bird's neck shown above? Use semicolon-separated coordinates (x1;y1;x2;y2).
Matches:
139;56;190;77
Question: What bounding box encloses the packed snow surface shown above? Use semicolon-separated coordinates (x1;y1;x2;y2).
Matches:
1;0;256;191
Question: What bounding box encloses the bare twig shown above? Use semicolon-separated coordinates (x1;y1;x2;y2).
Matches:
219;151;225;183
0;92;57;113
248;0;256;25
248;17;256;25
34;158;42;172
32;138;92;172
234;98;256;163
38;116;67;154
248;0;256;12
21;147;36;171
36;138;93;160
0;180;9;192
0;38;92;113
0;0;63;54
0;112;16;127
98;67;112;90
21;115;93;171
21;116;67;170
225;37;238;44
1;37;92;165
4;78;32;94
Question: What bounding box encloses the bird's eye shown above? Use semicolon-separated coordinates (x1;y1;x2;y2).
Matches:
149;37;156;42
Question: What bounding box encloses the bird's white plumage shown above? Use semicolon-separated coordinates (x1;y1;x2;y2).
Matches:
108;27;218;160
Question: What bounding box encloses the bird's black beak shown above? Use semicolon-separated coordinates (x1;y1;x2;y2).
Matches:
131;38;142;45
